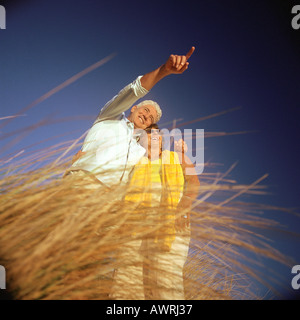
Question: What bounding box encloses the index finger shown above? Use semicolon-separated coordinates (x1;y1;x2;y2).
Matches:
185;46;195;60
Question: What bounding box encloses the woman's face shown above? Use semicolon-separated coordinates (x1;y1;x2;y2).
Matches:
140;129;163;155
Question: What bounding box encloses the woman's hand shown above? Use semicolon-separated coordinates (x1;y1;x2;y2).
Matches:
175;196;192;231
174;139;188;153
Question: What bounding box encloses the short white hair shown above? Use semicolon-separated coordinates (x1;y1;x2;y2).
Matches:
136;100;162;123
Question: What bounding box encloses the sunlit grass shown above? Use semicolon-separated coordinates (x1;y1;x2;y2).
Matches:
0;55;298;300
0;118;296;300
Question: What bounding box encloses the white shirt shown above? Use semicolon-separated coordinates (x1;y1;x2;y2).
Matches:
69;76;149;187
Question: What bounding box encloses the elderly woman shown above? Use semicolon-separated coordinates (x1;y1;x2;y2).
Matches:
111;124;200;300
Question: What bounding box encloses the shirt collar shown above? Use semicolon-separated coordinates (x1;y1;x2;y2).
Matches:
124;117;134;129
124;117;141;142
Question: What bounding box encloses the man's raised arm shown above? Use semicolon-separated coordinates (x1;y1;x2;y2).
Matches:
140;47;195;91
96;46;195;122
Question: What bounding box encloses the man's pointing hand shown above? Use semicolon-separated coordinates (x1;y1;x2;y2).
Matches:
165;46;195;74
140;46;195;91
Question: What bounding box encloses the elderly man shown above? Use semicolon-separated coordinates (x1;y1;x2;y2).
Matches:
66;47;195;189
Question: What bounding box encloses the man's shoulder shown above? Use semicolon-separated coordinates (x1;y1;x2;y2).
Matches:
93;112;126;125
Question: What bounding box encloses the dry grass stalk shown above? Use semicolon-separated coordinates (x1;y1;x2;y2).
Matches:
0;115;297;300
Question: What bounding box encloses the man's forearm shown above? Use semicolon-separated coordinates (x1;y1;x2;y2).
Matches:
140;47;195;91
140;64;170;91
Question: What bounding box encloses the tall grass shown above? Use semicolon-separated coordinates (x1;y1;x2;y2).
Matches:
0;118;296;300
0;55;298;299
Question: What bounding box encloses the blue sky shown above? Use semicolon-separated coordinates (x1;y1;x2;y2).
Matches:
1;0;300;298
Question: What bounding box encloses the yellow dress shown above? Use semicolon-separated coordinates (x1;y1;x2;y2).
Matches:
125;150;185;251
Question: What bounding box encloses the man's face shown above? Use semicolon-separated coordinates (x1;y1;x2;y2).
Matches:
130;105;158;129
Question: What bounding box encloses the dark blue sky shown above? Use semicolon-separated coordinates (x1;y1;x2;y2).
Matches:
1;0;300;298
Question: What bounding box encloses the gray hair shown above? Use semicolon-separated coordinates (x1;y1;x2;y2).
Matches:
136;100;162;123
